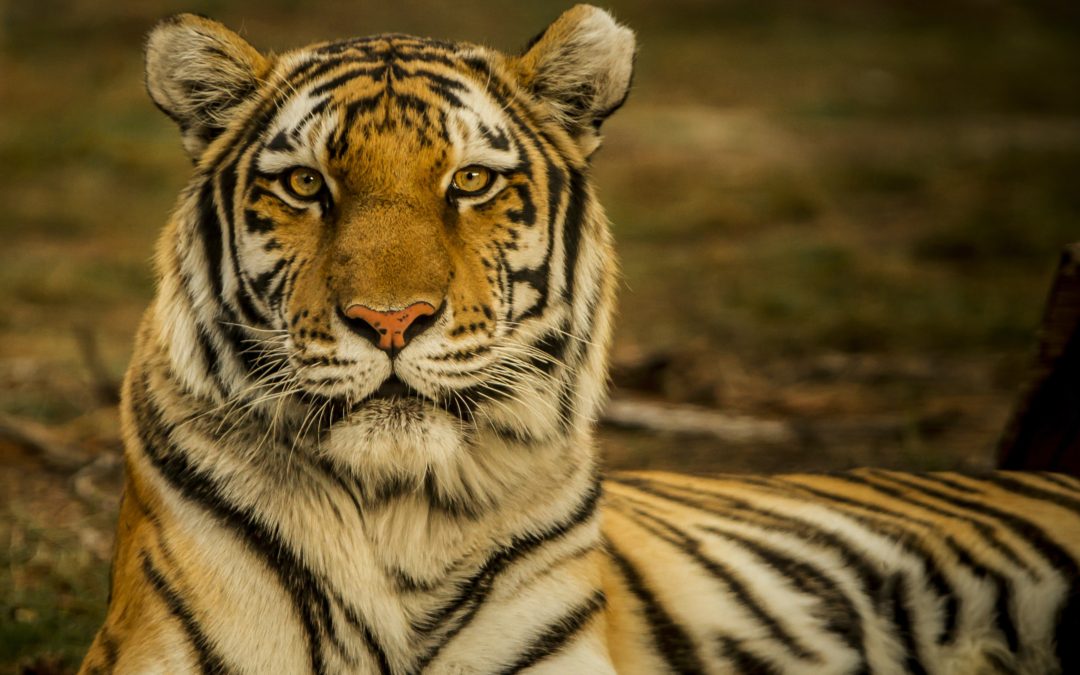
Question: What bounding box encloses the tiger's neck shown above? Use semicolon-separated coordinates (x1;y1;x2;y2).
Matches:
124;315;602;633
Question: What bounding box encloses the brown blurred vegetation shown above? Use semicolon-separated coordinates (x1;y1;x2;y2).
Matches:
3;0;1080;669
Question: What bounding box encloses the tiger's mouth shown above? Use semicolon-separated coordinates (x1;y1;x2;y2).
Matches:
366;374;423;402
305;373;473;423
366;373;481;425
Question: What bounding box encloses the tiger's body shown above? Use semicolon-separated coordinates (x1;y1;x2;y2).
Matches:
81;6;1080;674
604;471;1080;674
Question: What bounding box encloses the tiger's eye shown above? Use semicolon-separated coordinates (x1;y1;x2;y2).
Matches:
286;167;324;199
451;166;493;195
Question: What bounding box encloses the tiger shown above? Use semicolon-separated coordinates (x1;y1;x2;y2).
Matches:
78;5;1080;674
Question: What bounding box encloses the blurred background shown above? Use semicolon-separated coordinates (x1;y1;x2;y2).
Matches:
3;0;1080;669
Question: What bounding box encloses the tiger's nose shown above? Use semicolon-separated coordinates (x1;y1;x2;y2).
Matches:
341;302;439;352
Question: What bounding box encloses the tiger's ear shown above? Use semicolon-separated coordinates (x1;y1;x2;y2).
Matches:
513;5;635;157
145;14;270;159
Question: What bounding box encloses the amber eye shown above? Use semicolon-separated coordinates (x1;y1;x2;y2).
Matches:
450;166;494;196
284;167;325;200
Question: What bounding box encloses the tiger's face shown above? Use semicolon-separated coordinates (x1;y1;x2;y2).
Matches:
240;39;573;419
146;8;633;481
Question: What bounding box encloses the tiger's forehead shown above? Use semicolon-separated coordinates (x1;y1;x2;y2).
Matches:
254;34;521;181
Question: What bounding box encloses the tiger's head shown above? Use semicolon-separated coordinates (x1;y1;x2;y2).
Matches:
145;6;634;489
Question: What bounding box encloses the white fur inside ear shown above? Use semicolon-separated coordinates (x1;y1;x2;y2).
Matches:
145;15;267;157
518;5;636;141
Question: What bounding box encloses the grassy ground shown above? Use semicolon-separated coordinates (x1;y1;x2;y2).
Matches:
3;0;1080;669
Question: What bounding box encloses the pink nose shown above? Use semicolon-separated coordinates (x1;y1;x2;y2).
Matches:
342;302;437;351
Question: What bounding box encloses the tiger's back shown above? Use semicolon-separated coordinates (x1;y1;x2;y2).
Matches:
602;470;1080;674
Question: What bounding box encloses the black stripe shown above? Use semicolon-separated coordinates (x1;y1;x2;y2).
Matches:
264;259;293;310
610;475;886;631
297;54;378;80
191;314;225;397
986;473;1080;516
764;470;1015;652
507;266;547;300
716;635;780;675
249;186;304;216
101;630;119;671
244;208;277;234
342;95;383;130
197;160;273;380
414;479;601;669
531;330;569;374
196;181;224;301
887;573;928;675
515;162;563;320
216;162;267;326
488;91;570;323
390;92;433;116
219;318;264;377
208;53;382;173
543;161;565;233
869;471;1077;579
992;576;1020;652
614;504;819;662
478;120;510;151
487;422;537;445
837;472;1037;577
389;63;466;107
87;627;120;674
605;540;707;673
250;258;288;297
1038;473;1080;491
309;65;387;97
867;471;1080;670
141;552;232;675
395;85;453;113
455;376;512;415
629;474;965;656
496;590;605;674
330;589;392;674
131;370;391;675
505;183;537;225
763;475;1018;651
696;524;865;658
560;167;588;301
265;130;293;151
392;64;469;93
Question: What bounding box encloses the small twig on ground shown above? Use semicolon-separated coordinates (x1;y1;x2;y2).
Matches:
0;413;91;471
74;326;121;406
602;397;797;444
72;451;123;508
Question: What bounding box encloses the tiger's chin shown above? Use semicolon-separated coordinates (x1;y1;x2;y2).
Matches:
317;391;471;488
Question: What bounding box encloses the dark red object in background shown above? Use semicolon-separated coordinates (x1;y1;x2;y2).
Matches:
999;243;1080;478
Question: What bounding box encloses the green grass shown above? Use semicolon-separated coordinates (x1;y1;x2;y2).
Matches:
2;506;111;671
